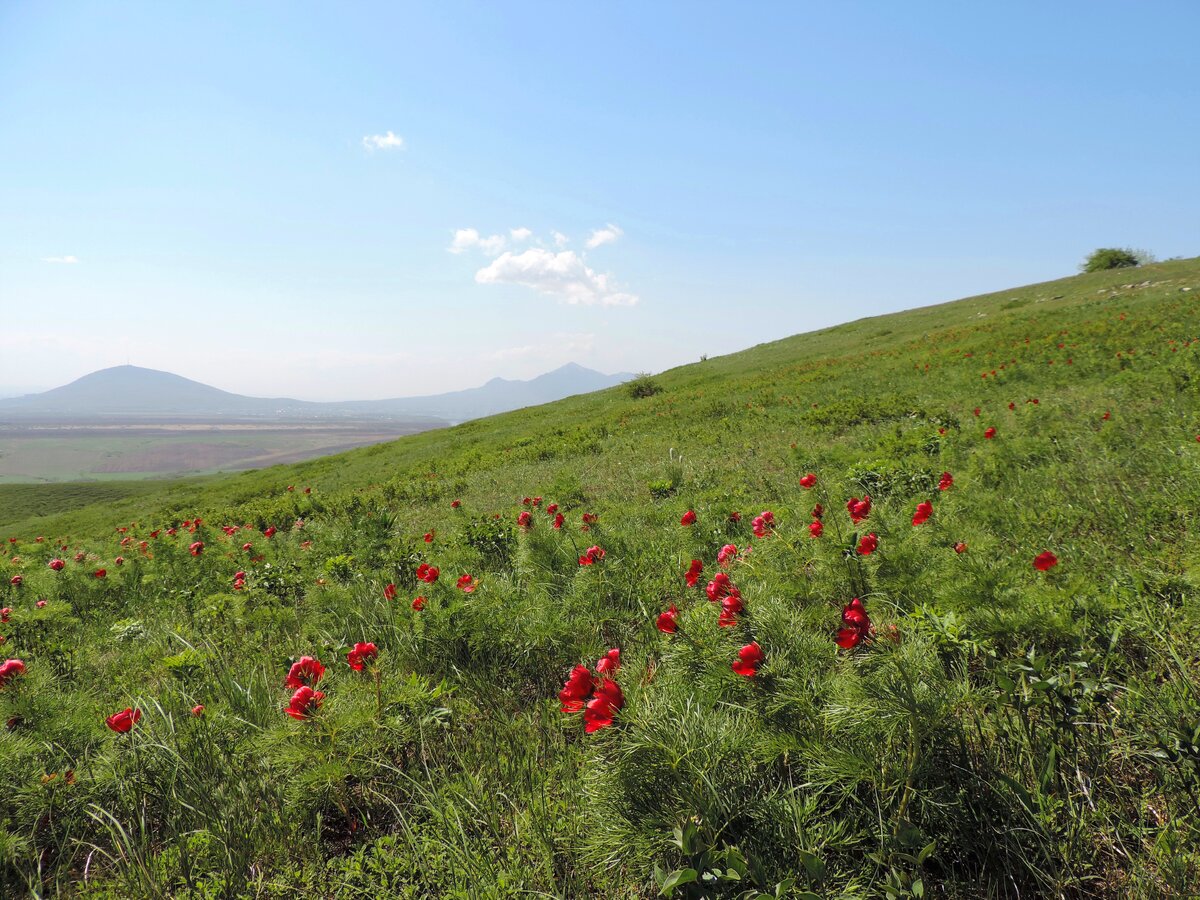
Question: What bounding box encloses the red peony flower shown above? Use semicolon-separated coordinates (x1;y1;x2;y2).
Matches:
8;576;20;587
346;642;378;671
189;542;204;556
717;544;738;567
799;473;817;488
517;511;533;528
706;572;733;602
1033;551;1058;571
812;503;824;519
751;511;776;538
846;496;872;524
656;604;679;634
191;704;205;717
718;593;744;627
48;558;65;571
809;521;823;538
938;472;953;491
36;600;46;608
552;512;565;529
954;542;968;554
680;510;697;526
583;678;624;733
412;595;425;610
285;686;324;720
457;574;476;593
384;583;397;601
984;427;996;439
578;545;605;566
263;526;277;539
596;648;621;674
836;598;871;649
582;512;599;525
731;642;764;677
94;569;107;579
106;707;141;733
912;501;933;526
546;503;558;515
451;499;461;508
684;559;703;587
0;659;26;687
416;564;440;584
285;656;326;689
0;608;10;623
559;664;594;713
856;533;878;556
424;531;435;543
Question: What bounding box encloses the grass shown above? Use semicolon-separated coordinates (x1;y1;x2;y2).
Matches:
2;258;1200;897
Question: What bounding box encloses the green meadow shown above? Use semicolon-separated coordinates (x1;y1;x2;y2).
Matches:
3;257;1200;898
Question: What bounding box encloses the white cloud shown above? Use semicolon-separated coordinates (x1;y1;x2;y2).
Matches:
362;131;405;151
474;248;638;306
510;227;532;242
552;231;569;248
585;223;623;249
42;255;80;264
448;227;506;256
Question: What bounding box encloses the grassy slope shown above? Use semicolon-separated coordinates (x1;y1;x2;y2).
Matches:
2;258;1200;897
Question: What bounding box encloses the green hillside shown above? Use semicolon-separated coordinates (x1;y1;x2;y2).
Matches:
3;257;1200;897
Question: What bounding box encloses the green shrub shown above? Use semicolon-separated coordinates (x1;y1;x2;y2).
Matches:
627;373;663;398
1080;247;1140;272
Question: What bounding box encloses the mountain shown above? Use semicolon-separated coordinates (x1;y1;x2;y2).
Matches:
0;363;632;422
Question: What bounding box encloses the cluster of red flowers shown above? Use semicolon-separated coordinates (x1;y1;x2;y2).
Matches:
416;564;440;584
578;545;606;566
559;649;625;733
0;658;26;687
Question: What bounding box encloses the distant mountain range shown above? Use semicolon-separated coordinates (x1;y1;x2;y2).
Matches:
0;364;633;423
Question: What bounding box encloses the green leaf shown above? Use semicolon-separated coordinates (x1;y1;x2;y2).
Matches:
660;868;699;895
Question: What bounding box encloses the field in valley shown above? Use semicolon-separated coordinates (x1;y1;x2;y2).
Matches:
2;258;1200;897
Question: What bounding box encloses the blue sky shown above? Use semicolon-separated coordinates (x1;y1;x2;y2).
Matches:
2;1;1197;400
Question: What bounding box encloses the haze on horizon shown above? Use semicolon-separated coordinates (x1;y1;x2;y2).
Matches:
2;1;1197;401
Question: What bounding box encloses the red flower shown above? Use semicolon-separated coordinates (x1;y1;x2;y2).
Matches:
517;511;533;528
522;497;532;506
114;556;124;566
717;544;738;567
656;604;679;634
0;659;26;687
799;473;817;488
191;704;205;718
347;642;379;671
684;559;703;587
938;472;953;491
424;531;435;543
984;427;996;439
728;511;742;523
811;503;824;519
285;656;326;689
189;542;204;556
546;503;558;515
584;678;624;733
457;574;476;592
578;545;605;566
596;648;621;674
412;595;425;610
532;496;543;507
416;564;440;584
706;572;734;602
559;664;594;713
384;583;397;601
451;499;461;508
973;407;981;417
912;501;933;526
731;642;764;677
954;541;968;554
285;686;324;720
94;569;107;579
846;496;872;524
263;526;277;538
809;521;823;538
582;512;599;525
751;511;776;538
48;558;65;571
1033;551;1058;571
836;598;871;649
0;608;10;623
74;552;86;563
242;542;253;552
856;533;878;556
8;576;20;587
106;707;141;733
718;592;744;627
36;600;46;608
680;510;697;526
